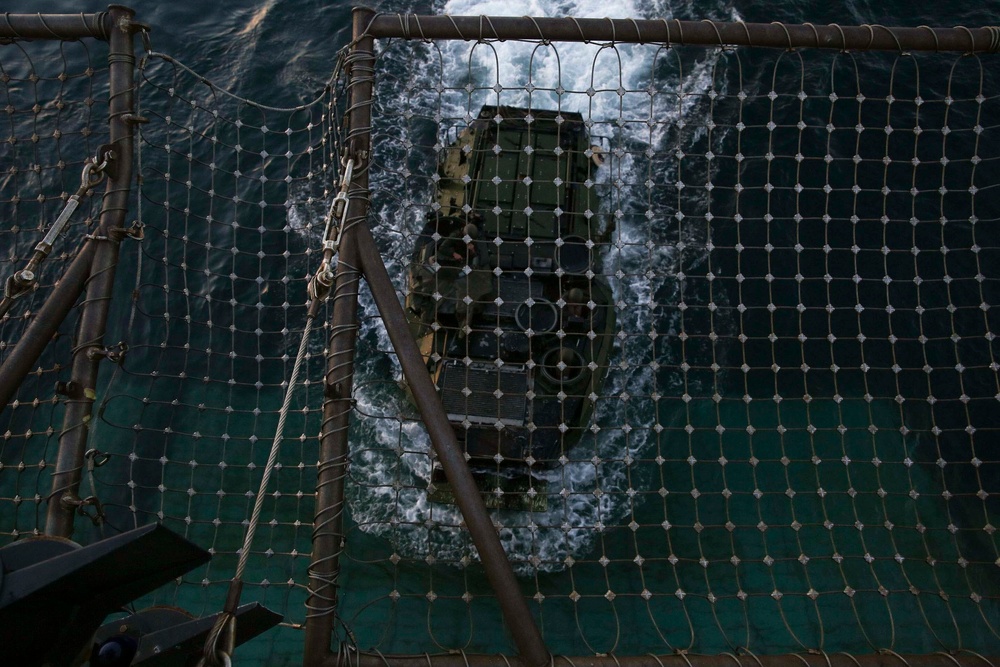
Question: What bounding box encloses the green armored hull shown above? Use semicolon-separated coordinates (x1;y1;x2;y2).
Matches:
405;106;615;496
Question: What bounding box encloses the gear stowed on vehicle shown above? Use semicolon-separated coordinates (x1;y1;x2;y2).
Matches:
404;105;616;510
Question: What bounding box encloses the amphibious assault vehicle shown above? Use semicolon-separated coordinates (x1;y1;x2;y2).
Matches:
405;105;616;509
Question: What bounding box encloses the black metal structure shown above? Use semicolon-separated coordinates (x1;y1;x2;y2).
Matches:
0;524;209;666
0;4;140;537
89;603;282;666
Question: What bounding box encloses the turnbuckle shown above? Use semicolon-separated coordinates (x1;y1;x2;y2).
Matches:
0;150;113;313
308;157;356;304
323;157;355;254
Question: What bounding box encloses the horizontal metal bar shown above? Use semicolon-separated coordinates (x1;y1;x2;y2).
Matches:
0;8;112;41
333;652;999;667
367;13;1000;52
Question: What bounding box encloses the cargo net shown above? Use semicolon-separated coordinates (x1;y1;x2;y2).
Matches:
77;50;334;656
0;24;999;667
0;40;109;537
340;36;1000;658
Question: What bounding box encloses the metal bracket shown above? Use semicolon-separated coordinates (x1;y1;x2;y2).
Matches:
85;448;111;467
60;493;105;526
112;220;144;241
54;380;81;398
90;602;281;666
121;112;150;125
87;342;128;364
125;19;152;35
325;380;344;400
308;262;336;303
95;143;118;181
3;270;36;302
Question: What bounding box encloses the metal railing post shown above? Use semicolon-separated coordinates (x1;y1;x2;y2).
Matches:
302;8;371;666
44;4;137;538
0;8;126;415
354;223;553;667
306;8;552;665
305;7;553;667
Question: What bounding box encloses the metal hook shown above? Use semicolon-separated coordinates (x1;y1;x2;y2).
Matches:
61;494;105;526
80;151;110;190
85;448;111;468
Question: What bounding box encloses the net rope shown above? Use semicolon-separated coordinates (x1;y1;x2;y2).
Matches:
0;37;108;537
89;42;336;659
0;20;998;667
335;36;1000;659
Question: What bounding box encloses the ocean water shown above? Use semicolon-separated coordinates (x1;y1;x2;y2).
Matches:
0;0;999;665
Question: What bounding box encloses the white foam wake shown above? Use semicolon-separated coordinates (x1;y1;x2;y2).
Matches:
335;0;742;573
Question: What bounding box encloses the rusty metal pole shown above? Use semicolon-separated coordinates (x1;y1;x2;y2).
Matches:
355;219;551;667
45;5;137;538
302;236;361;663
302;8;371;666
0;10;112;40
342;11;549;667
368;14;1000;53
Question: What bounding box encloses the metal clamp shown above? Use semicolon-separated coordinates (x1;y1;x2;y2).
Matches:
54;380;81;398
61;494;105;526
87;341;128;364
308;260;337;303
126;220;145;239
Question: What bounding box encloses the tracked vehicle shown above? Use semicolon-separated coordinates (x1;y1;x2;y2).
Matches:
405;105;616;509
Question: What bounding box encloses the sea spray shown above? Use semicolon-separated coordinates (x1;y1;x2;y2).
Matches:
328;0;743;572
